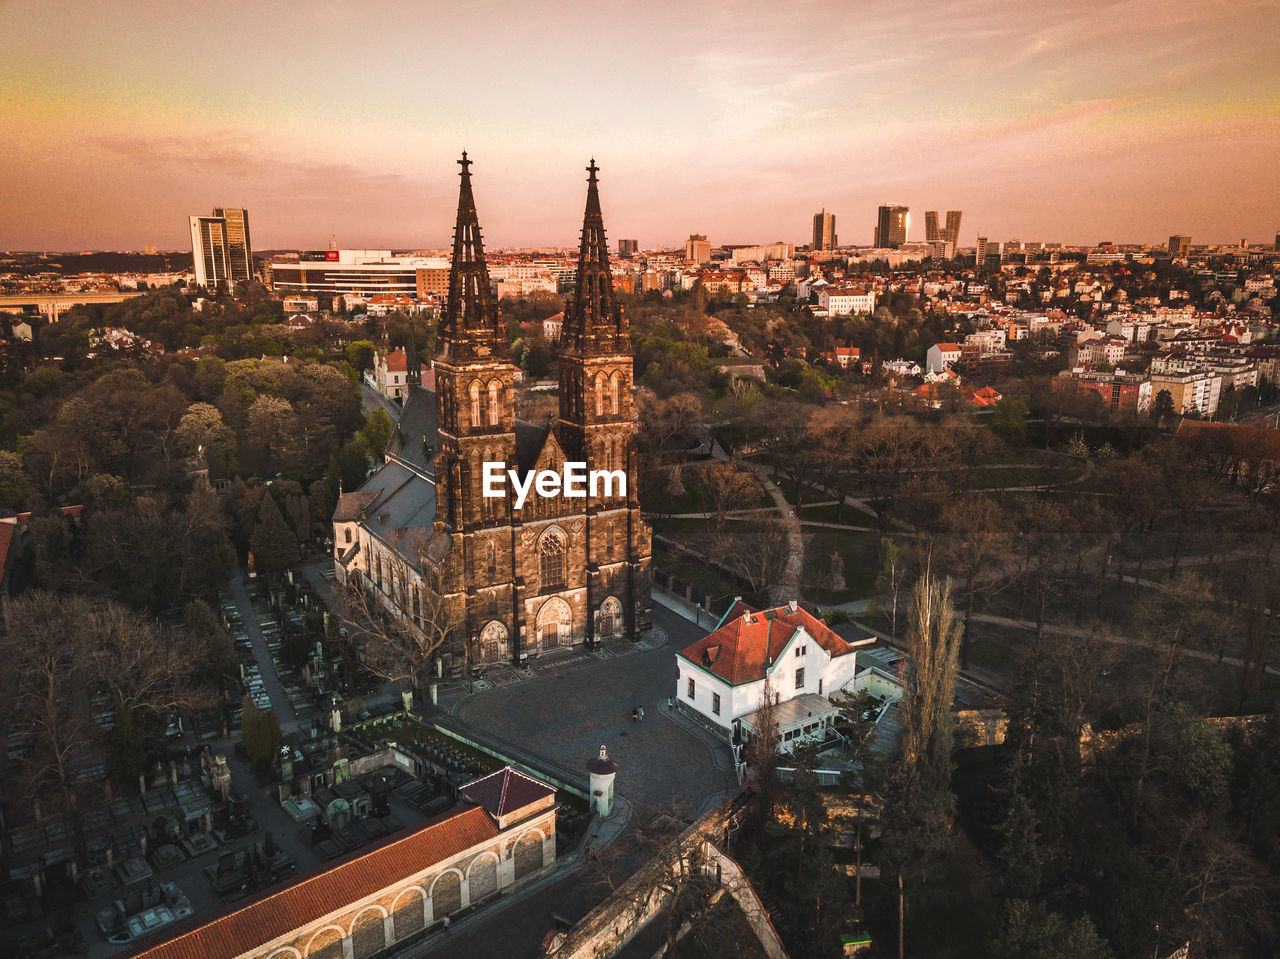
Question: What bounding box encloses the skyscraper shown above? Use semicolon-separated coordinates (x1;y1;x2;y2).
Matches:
874;204;909;249
976;235;988;267
617;239;638;256
812;209;837;251
1168;234;1192;258
214;207;254;283
189;207;253;289
944;210;963;245
925;211;940;242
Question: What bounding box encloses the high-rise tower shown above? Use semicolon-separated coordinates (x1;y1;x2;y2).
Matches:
812;209;837;251
190;207;253;288
875;204;909;248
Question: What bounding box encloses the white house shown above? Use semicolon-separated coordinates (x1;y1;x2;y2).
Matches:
675;601;875;753
373;348;410;401
818;286;876;316
925;342;962;373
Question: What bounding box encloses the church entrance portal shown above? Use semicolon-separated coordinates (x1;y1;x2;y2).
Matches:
536;598;573;650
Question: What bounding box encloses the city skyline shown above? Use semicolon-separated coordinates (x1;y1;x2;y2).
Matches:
3;0;1279;250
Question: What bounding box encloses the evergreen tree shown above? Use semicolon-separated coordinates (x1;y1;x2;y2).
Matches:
250;492;298;577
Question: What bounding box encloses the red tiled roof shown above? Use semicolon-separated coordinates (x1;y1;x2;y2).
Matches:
679;604;854;685
384;349;408;372
0;523;14;576
934;343;961;352
126;805;497;959
460;766;556;818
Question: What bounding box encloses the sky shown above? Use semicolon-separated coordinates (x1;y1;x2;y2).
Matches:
2;0;1279;251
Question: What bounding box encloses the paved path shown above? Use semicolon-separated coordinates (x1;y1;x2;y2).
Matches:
970;612;1280;676
736;461;803;604
229;577;297;727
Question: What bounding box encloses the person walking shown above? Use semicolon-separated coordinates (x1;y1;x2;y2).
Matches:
442;916;451;935
632;707;638;723
637;705;645;721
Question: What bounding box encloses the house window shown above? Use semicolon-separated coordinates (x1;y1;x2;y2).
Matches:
712;692;721;716
686;677;695;700
818;678;823;695
795;667;805;690
796;645;805;657
344;529;352;543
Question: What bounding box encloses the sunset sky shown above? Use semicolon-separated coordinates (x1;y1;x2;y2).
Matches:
3;0;1278;251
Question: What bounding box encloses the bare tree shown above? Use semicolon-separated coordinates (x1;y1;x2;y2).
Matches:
0;592;210;861
938;493;1010;669
695;461;760;532
709;516;792;603
333;524;457;706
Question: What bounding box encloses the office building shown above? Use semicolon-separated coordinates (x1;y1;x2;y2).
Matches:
874;204;909;249
812;209;837;251
925;211;940;242
944;210;963;245
214;207;253;283
685;234;711;264
618;239;638;256
189;207;253;289
268;250;450;298
1168;234;1192;258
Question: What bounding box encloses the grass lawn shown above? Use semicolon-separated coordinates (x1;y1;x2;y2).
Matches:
802;528;879;604
797;501;879;527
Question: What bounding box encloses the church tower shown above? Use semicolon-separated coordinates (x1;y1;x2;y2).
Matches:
434;153;519;662
557;160;652;641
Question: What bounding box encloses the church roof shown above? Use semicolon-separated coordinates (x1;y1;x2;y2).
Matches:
679;603;856;686
459;766;556;819
515;420;551;472
124;805;496;959
386;385;438;478
355;459;440;566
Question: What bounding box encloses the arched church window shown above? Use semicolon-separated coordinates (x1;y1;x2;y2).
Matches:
539;528;566;591
595;372;606;417
610;371;621;415
488;378;502;426
470;380;482;427
487;541;497;578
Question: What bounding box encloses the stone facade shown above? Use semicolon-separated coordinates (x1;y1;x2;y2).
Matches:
333;157;651;676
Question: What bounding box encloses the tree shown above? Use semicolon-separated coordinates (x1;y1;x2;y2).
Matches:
938;493;1009;669
878;568;963;958
989;900;1113;959
695;461;759;532
874;537;906;639
245;395;300;476
1152;389;1176;421
175;401;236;474
0;449;37;509
0;592;208;861
240;697;282;776
710;516;793;604
991;395;1030;448
250;492;299;577
346;340;376;373
334;524;455;703
361;407;393;459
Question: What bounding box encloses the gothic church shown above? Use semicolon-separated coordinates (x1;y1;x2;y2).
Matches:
333;156;651;675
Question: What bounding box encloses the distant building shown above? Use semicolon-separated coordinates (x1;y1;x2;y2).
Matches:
1149;370;1223;417
944;210;963;246
1058;370;1152;414
1168;234;1192;258
874;204;909;249
817;287;876;316
812;210;837;251
617;239;638;256
685;234;711;264
189;207;252;289
926;342;962;373
269;251;450;298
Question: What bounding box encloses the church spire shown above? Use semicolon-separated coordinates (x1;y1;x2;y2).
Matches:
562;158;626;355
439;152;504;361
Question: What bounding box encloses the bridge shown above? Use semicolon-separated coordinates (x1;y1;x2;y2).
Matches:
0;290;147;322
